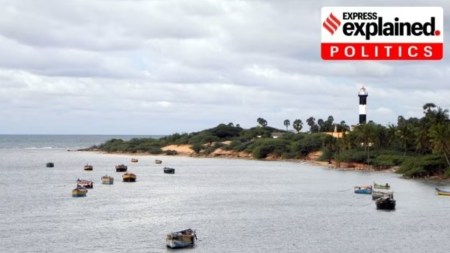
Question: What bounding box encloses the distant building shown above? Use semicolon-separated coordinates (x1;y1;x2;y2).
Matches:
271;132;284;139
324;125;346;138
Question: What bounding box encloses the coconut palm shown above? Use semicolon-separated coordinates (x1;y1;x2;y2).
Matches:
293;119;303;133
283;119;290;131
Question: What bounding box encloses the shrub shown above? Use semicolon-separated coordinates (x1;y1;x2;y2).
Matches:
250;139;290;159
397;155;447;178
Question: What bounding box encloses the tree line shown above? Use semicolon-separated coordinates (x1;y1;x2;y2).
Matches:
93;103;449;178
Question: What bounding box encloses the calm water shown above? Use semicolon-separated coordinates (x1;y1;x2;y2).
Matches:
1;135;450;253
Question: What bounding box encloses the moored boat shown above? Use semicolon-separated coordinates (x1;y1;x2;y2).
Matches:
116;164;128;172
72;186;88;197
372;189;393;200
164;167;175;174
166;229;197;249
122;172;136;182
155;159;162;164
101;175;114;185
46;162;54;168
354;185;372;194
84;164;93;171
435;187;450;196
131;158;138;163
375;196;396;210
374;182;390;189
77;179;93;189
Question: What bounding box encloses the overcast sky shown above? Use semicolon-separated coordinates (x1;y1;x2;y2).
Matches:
0;0;449;134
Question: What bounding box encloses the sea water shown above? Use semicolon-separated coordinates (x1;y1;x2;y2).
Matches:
1;135;449;253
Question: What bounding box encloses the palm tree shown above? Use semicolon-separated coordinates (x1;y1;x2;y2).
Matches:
257;117;267;127
317;118;325;132
423;103;436;115
293;119;303;133
283;119;290;131
306;117;316;133
428;122;450;167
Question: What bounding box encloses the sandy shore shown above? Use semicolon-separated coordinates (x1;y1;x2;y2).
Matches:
159;145;391;172
161;144;194;156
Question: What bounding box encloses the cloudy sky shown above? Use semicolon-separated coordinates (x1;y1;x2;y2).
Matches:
0;0;449;134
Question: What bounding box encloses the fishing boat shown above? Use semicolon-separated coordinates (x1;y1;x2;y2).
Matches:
122;172;136;182
435;188;450;196
372;189;393;200
374;182;390;189
84;164;93;171
354;185;372;194
164;167;175;174
131;158;139;163
46;162;54;168
101;175;114;185
166;229;197;249
77;179;94;189
115;164;128;172
375;196;396;210
155;159;162;164
72;186;88;197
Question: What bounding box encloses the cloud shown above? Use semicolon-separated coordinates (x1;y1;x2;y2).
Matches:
0;0;449;134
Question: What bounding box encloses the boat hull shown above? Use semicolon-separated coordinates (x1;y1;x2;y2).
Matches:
166;239;194;249
77;180;93;189
72;188;87;197
115;164;128;172
354;186;372;194
376;197;396;210
101;176;114;185
164;167;175;174
122;173;136;182
166;229;196;249
436;188;450;196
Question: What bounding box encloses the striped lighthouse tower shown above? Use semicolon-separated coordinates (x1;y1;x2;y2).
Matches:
358;86;368;124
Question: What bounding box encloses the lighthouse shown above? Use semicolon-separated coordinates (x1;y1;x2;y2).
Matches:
358;86;368;124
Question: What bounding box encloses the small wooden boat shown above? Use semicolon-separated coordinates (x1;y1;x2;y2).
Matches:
131;158;139;163
84;164;93;171
46;162;54;168
77;179;94;189
155;159;162;164
372;189;394;200
354;185;372;194
374;182;390;189
116;164;128;172
166;229;197;249
164;167;175;174
72;186;88;197
375;196;396;210
101;175;114;185
122;172;136;182
435;188;450;196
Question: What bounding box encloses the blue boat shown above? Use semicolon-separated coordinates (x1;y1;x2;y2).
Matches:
354;185;372;194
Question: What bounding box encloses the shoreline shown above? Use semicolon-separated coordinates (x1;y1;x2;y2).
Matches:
81;145;390;173
80;145;449;181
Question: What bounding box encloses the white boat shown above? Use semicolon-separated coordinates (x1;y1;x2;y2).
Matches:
372;188;394;200
166;229;197;249
101;175;114;185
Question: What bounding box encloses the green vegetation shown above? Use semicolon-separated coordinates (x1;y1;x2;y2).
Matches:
93;103;450;179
